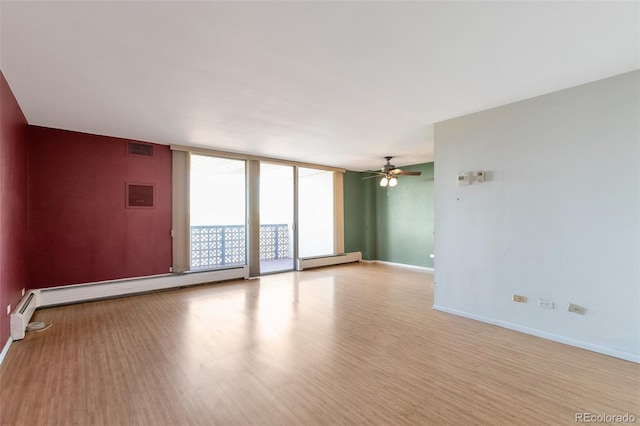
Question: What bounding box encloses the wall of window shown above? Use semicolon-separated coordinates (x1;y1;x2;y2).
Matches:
171;146;345;276
189;155;246;270
298;167;334;258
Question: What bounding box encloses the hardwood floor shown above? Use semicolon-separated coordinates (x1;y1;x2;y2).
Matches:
1;263;638;425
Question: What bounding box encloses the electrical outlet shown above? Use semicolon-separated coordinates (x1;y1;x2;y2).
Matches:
567;303;586;315
538;299;554;309
512;294;527;303
21;288;25;297
6;304;11;315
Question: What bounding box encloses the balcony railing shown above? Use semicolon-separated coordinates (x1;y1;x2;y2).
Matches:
190;224;289;270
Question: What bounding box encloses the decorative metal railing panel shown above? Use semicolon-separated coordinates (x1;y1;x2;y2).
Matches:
190;225;245;270
259;224;289;261
190;224;289;270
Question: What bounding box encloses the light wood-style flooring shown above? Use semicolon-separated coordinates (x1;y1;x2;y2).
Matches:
1;263;638;425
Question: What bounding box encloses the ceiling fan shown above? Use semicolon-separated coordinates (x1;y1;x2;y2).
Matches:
363;156;421;187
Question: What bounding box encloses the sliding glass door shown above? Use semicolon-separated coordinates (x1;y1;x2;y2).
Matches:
172;148;342;276
189;155;246;270
259;163;294;273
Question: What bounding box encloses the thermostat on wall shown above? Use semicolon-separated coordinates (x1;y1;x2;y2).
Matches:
457;172;470;186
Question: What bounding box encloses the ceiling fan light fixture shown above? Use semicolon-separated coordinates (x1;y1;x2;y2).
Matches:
362;156;420;187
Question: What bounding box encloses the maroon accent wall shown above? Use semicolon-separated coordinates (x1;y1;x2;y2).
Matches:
28;127;172;288
0;71;29;345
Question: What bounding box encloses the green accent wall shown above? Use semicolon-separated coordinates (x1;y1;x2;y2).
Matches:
343;162;434;268
375;162;434;267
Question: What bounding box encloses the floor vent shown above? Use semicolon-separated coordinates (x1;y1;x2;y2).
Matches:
11;292;39;340
297;252;362;271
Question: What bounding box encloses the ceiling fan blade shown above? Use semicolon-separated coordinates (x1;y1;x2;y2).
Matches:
390;168;421;175
361;174;382;180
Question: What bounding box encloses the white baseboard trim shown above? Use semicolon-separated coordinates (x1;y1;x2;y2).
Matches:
373;260;434;273
432;305;639;364
39;266;249;307
0;337;11;367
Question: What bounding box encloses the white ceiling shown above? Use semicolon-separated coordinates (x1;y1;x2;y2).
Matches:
1;1;638;171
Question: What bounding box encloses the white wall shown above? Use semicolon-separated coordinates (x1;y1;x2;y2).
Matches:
433;71;639;362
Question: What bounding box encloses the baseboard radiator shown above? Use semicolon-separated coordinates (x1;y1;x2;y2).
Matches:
39;266;249;307
7;267;248;341
11;291;40;340
297;252;362;271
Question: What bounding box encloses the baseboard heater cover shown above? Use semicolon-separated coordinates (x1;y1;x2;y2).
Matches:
38;266;249;307
297;252;362;271
11;291;40;340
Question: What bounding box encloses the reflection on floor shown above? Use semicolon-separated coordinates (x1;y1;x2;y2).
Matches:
260;257;294;274
1;264;637;425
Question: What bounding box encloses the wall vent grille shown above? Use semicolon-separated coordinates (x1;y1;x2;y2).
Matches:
127;142;154;157
126;183;155;208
